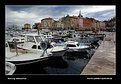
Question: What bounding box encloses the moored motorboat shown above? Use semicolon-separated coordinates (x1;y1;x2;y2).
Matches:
7;36;25;49
17;33;67;57
65;41;91;52
6;40;52;66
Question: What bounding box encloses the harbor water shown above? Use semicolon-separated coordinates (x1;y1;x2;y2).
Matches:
13;42;99;75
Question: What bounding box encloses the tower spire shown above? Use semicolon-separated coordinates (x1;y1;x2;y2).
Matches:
78;10;83;18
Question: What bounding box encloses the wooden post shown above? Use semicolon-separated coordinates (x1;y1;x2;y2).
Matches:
14;40;18;56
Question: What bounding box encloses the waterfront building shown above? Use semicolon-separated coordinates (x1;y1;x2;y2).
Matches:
83;17;96;30
60;14;81;30
24;23;31;29
41;17;54;29
52;21;64;30
104;16;116;31
32;23;40;29
99;21;106;30
31;10;114;31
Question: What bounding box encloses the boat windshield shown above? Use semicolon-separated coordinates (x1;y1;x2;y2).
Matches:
67;44;76;47
27;36;35;43
77;43;79;46
35;36;42;43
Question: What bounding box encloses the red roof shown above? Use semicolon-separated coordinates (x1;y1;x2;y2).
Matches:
41;18;53;21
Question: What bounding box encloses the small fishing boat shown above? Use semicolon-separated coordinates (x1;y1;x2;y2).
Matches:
17;33;67;57
5;40;52;65
65;41;91;52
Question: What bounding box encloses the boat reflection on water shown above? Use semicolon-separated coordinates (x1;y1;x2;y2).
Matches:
44;53;90;74
9;38;100;75
13;50;94;74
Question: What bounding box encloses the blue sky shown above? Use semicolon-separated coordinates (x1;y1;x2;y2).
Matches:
5;5;116;28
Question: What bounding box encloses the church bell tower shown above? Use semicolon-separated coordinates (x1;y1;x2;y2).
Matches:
78;10;83;18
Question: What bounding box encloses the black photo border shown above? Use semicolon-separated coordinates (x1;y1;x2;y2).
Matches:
0;0;120;82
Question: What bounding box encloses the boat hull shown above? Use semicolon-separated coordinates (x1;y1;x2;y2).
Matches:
52;50;66;57
6;57;49;65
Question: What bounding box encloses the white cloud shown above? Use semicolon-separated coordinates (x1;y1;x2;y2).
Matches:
6;7;41;27
6;5;116;27
82;5;115;13
68;5;115;16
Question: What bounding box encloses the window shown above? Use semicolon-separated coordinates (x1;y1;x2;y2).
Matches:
67;44;76;47
38;46;41;49
32;45;37;49
35;36;42;43
77;44;79;46
13;39;19;41
48;45;53;48
27;36;35;43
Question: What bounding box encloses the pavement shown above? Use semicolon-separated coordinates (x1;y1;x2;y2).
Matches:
81;32;116;75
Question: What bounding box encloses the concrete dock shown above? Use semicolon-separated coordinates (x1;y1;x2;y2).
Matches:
81;32;116;75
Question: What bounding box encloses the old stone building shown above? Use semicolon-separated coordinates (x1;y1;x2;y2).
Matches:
32;23;44;29
60;14;82;30
52;21;64;30
41;17;54;29
24;23;31;29
99;21;106;30
104;17;116;31
31;10;114;31
83;17;96;30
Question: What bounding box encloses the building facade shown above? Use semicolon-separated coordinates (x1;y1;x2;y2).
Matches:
99;21;106;30
24;23;31;29
52;21;64;30
60;14;82;30
31;10;114;31
41;18;54;29
83;17;96;30
32;23;42;29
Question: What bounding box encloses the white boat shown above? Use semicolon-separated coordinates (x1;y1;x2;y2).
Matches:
43;34;54;39
17;33;67;57
5;62;16;75
7;36;25;49
65;41;90;52
6;50;50;65
7;36;25;44
5;41;52;66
